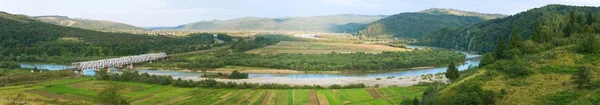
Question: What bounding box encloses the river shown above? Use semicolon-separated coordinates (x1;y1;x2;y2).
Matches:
20;45;480;79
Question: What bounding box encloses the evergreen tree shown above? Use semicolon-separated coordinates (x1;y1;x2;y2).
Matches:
565;11;577;37
480;53;495;67
495;35;506;59
508;27;522;50
532;20;543;43
572;66;591;89
586;12;595;25
445;63;459;82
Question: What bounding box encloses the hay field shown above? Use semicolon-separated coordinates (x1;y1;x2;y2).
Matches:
246;41;410;54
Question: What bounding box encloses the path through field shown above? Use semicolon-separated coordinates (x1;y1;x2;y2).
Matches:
308;89;319;105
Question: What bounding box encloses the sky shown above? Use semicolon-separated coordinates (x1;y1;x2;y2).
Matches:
1;0;599;27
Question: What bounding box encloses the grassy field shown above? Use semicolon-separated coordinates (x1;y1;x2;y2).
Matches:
245;41;410;54
0;77;428;105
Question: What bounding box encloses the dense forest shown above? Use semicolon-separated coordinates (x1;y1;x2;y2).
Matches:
0;12;228;63
358;8;505;38
419;4;600;53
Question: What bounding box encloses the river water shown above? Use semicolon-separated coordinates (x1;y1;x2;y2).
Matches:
20;45;480;78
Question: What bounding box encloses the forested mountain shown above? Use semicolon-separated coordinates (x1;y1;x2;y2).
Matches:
0;11;226;63
419;4;600;53
34;16;147;32
358;8;506;38
169;14;384;32
420;5;600;105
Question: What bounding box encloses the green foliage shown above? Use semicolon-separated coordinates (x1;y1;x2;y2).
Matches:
420;4;600;53
0;12;228;63
359;12;486;38
0;62;20;69
508;27;523;50
532;20;544;43
412;97;419;105
449;82;497;105
229;70;248;79
495;35;506;59
230;35;294;52
576;34;600;54
400;98;412;105
480;53;495;67
188;49;465;71
95;85;130;105
571;66;591;89
494;58;532;78
445;63;459;82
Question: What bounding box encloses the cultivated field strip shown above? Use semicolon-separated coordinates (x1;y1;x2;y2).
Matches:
2;78;428;105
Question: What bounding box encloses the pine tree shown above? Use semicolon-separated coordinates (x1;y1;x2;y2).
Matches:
445;63;459;82
532;20;543;43
508;27;522;50
586;12;595;25
565;11;577;37
495;35;506;59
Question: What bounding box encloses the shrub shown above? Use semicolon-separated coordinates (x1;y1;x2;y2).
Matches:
329;84;342;89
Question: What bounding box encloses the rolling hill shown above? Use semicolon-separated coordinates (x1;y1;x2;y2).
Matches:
168;14;385;32
419;4;600;53
0;11;222;63
358;8;506;38
33;15;147;32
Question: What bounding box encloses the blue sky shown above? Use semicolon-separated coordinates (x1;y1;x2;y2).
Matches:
1;0;599;26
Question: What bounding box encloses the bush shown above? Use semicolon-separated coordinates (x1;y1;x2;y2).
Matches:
329;84;342;89
229;70;248;79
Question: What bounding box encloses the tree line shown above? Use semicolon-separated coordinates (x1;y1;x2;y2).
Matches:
181;49;465;71
95;70;365;89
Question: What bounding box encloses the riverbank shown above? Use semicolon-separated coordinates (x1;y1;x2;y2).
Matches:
179;74;447;87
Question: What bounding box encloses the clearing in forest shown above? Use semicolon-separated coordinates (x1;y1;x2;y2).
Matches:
245;41;410;54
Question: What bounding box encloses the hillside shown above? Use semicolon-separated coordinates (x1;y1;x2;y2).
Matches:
418;4;600;105
170;14;384;32
358;8;506;38
0;11;224;63
34;16;147;32
419;4;600;53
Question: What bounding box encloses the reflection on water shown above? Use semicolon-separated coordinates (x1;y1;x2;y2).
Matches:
20;45;481;78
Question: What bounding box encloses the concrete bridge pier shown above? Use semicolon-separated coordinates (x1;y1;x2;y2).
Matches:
128;64;134;70
105;67;111;73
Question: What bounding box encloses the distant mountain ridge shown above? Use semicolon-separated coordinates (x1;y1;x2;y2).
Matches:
358;8;507;38
33;15;147;31
164;14;385;32
418;8;506;20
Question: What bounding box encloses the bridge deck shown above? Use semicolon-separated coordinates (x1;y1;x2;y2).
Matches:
72;53;167;70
